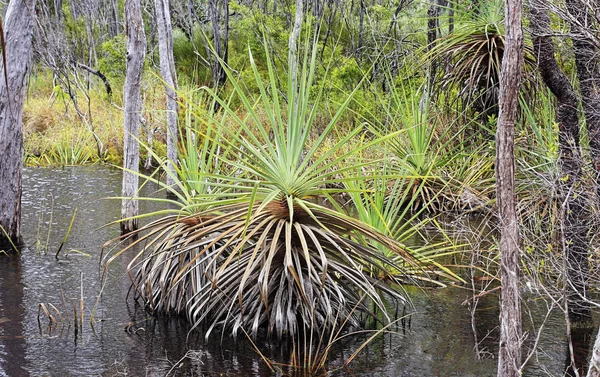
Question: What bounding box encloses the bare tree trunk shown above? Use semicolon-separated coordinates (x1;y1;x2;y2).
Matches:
448;0;454;34
587;328;600;377
357;0;365;61
110;0;120;37
84;9;98;67
209;0;223;87
321;0;340;58
386;0;407;37
0;0;37;250
221;0;229;86
496;0;523;375
155;0;179;194
54;0;63;20
122;0;147;234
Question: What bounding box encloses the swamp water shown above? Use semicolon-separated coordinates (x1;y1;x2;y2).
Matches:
0;166;593;376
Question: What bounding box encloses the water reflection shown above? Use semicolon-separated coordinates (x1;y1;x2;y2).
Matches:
0;166;592;376
565;326;593;376
0;254;29;377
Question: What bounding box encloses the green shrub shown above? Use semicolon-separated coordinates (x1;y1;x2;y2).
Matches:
99;35;127;80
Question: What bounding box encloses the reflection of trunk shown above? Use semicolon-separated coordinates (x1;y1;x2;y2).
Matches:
0;256;28;375
122;0;147;234
529;2;591;325
0;0;37;249
564;0;600;201
495;0;523;376
155;0;179;194
567;325;592;377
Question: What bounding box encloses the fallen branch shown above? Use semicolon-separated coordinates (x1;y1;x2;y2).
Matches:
76;62;112;98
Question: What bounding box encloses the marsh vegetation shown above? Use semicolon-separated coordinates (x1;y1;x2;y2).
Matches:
1;0;600;376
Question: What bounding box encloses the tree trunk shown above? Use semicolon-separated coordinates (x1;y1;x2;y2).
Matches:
421;0;439;107
587;328;600;377
357;0;365;61
122;0;147;234
0;0;37;250
209;0;223;87
530;1;592;325
321;0;339;58
155;0;179;195
426;0;439;91
564;0;600;201
496;0;523;375
110;0;120;37
54;0;63;20
448;0;454;34
222;0;229;86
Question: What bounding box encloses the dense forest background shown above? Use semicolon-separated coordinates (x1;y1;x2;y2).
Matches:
25;0;504;166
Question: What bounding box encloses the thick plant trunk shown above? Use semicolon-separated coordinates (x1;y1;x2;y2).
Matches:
564;0;600;201
496;0;523;375
530;1;591;325
154;0;179;194
122;0;147;234
0;0;37;250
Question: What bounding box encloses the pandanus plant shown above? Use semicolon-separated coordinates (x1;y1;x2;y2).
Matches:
427;0;536;120
105;34;422;340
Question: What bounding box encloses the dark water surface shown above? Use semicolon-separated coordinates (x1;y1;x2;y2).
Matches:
0;166;592;376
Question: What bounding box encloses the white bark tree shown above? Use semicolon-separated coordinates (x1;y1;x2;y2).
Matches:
0;0;38;250
587;331;600;377
496;0;523;375
154;0;179;194
121;0;147;234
